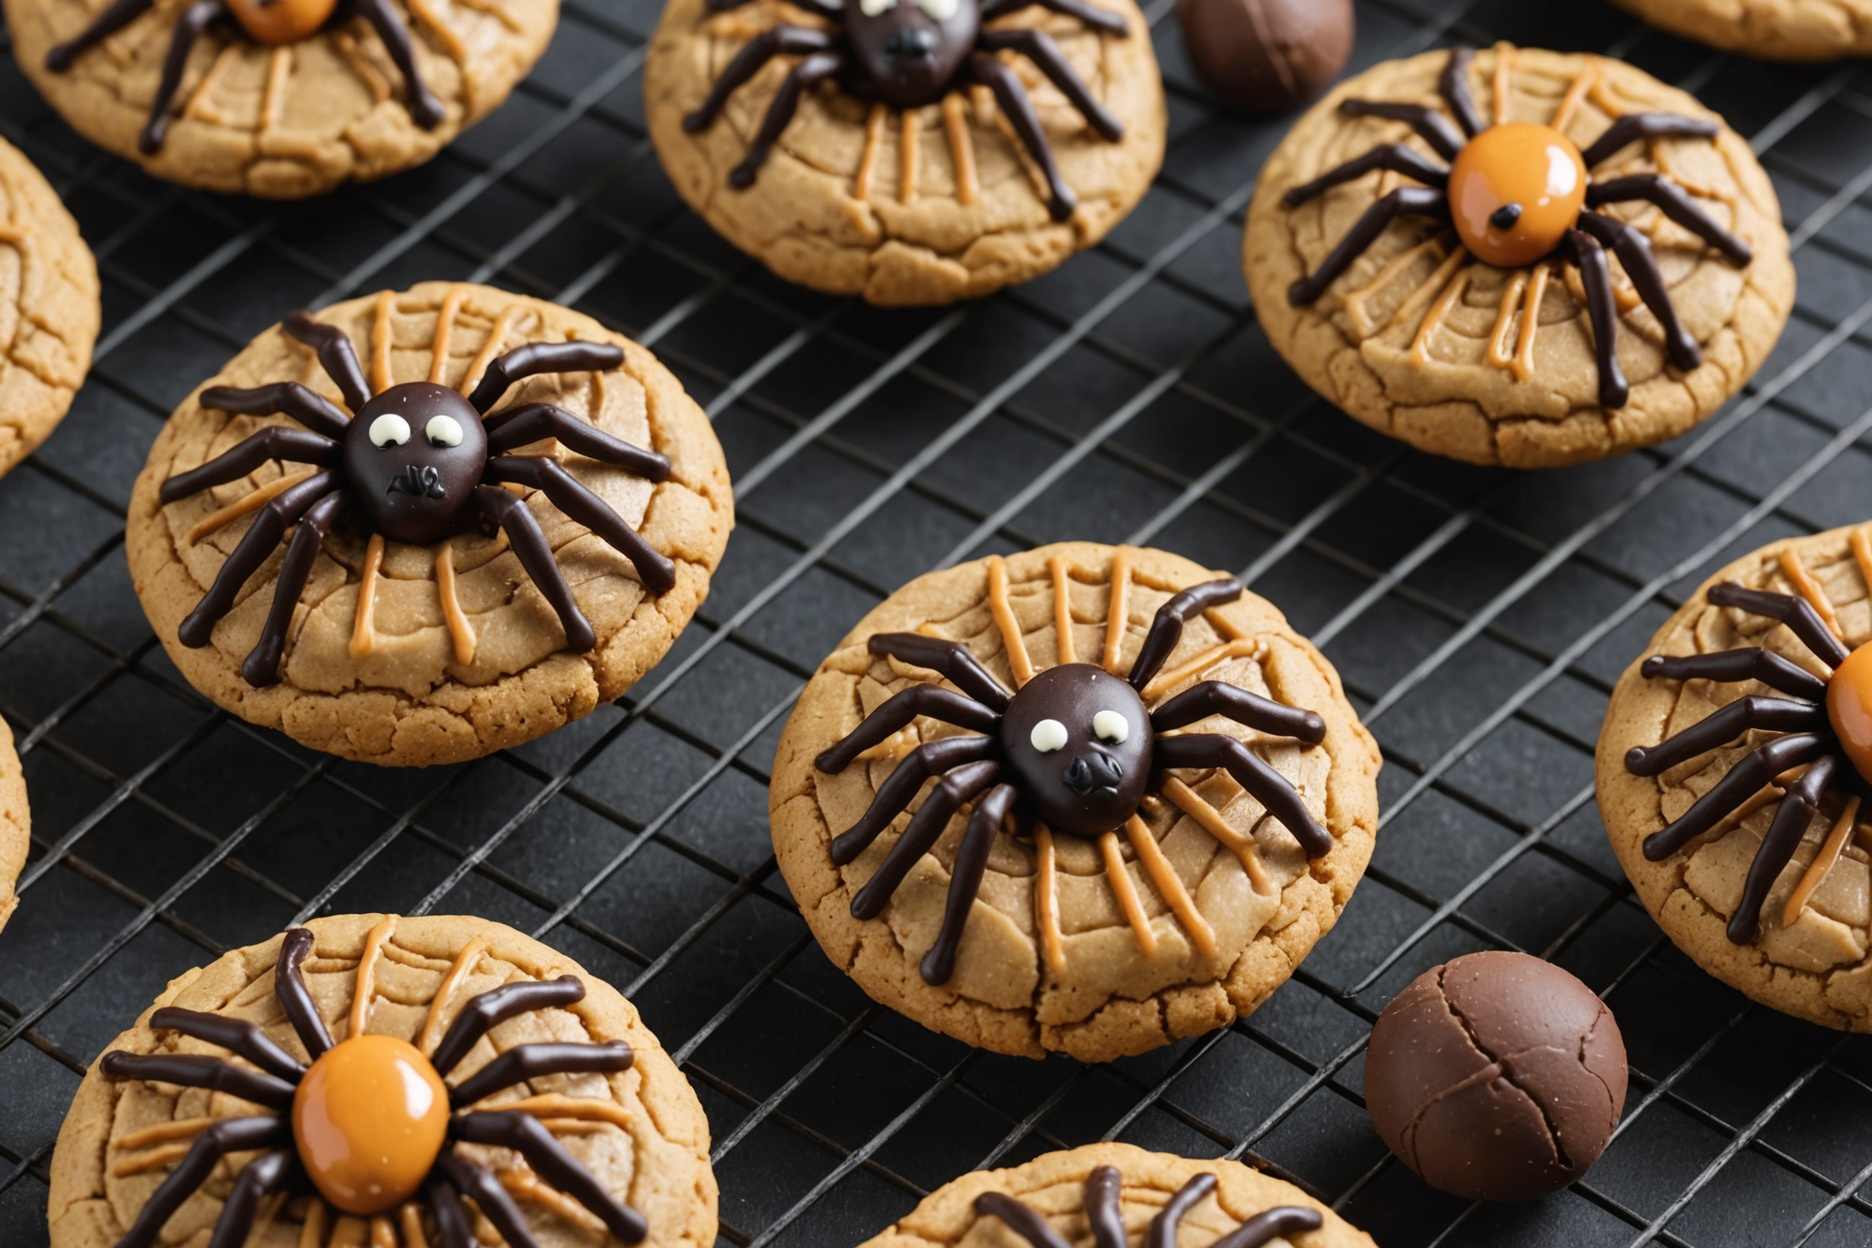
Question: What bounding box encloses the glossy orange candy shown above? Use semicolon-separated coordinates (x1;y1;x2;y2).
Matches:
291;1035;450;1215
1447;122;1588;269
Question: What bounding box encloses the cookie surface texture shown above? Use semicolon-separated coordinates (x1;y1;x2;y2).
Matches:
1612;0;1872;60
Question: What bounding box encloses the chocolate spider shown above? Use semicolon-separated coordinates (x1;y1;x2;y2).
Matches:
45;0;444;155
1627;582;1872;944
162;312;676;688
974;1165;1322;1247
818;575;1331;985
98;927;646;1248
681;0;1128;220
1283;47;1752;409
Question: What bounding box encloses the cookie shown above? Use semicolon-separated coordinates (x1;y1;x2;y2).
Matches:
125;281;733;767
7;0;556;197
0;134;99;479
1597;523;1872;1032
1244;44;1793;469
644;0;1166;306
1611;0;1872;61
0;715;28;933
770;542;1381;1062
857;1142;1375;1247
46;913;718;1248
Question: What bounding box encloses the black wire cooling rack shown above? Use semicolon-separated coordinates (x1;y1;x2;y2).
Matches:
8;0;1872;1244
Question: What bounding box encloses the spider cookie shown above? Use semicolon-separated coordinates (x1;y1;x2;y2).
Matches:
126;282;733;766
1612;0;1872;61
771;542;1380;1061
1597;525;1872;1032
857;1143;1374;1247
0;715;28;933
8;0;556;196
644;0;1166;305
1244;45;1793;469
47;913;718;1248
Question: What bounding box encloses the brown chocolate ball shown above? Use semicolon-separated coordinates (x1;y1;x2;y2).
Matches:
1174;0;1353;114
1365;951;1628;1201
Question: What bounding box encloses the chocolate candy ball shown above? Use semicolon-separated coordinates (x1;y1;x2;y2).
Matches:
1365;951;1628;1201
1174;0;1353;114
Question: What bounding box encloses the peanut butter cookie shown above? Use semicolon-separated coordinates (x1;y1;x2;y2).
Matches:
770;542;1381;1062
1245;45;1793;468
125;282;733;766
0;715;28;934
46;913;717;1248
1612;0;1872;60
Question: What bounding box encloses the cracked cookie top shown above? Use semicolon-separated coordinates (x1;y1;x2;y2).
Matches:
769;542;1381;1062
125;282;733;766
0;714;27;935
1612;0;1872;60
7;0;555;197
643;0;1166;306
1244;45;1794;469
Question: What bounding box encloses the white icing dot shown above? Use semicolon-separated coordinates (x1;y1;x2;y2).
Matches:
1092;709;1129;744
917;0;958;18
1029;718;1068;753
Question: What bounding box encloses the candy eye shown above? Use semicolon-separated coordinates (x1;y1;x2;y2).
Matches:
916;0;957;17
1091;709;1129;744
425;415;464;447
1029;719;1068;753
368;414;410;448
858;0;898;14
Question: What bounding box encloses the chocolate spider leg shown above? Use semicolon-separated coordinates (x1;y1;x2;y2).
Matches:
1339;100;1465;162
1577;211;1700;372
1083;1167;1127;1248
465;341;628;415
200;381;352;440
137;0;225;156
176;471;339;649
980;0;1129;35
828;735;1000;864
158;428;340;505
426;1175;476;1248
147;1007;305;1081
1149;680;1326;743
851;758;1003;918
1587;174;1753;266
438;1154;541;1248
969;51;1078;221
1211;1208;1326;1248
974;1192;1072;1248
283;313;373;412
205;1149;297;1248
1564;227;1630;410
1439;47;1484;136
44;0;157;70
978;29;1123;140
453;1112;649;1243
484;403;672;481
240;490;344;687
709;0;841;16
1580;111;1719;169
1641;731;1830;860
1729;753;1839;944
725;48;846;190
107;1116;291;1248
429;974;586;1076
1287;186;1448;307
99;1053;297;1108
1624;694;1827;777
816;686;1003;774
1127;576;1244;691
485;455;678;594
677;25;837;133
473;485;598;652
1149;1174;1218;1248
1281;144;1451;208
351;0;446;128
919;779;1014;984
447;1040;635;1107
1155;733;1331;857
1707;583;1852;668
1640;649;1830;702
276;926;336;1058
866;633;1013;711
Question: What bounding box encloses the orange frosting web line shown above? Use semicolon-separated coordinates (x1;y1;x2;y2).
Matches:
1049;554;1076;663
1783;794;1861;929
333;30;391;103
1409;262;1471;366
299;1200;328;1248
435;545;478;665
1492;44;1514;123
182;46;234;122
500;1170;604;1232
500;1094;633;1129
430;287;467;384
1161;777;1271;895
853;103;886;202
1512;265;1551;381
261;47;292;130
1102;548;1134;674
1779;547;1842;638
330;1215;368;1248
1551;64;1598;133
899;110;920;204
1344;238;1443;320
115;1117;217;1152
418;935;490;1054
350;917;397;1038
1033;824;1066;977
398;1205;428;1248
1485;271;1528;370
349;534;386;659
462;306;524;399
1382;245;1466;333
186;469;317;546
405;0;467;60
942;94;977;205
111;1141;193;1177
1099;830;1157;957
369;1216;397;1248
1124;816;1216;958
855;726;917;763
1852;525;1872;599
986;555;1034;686
370;292;396;394
1139;638;1264;702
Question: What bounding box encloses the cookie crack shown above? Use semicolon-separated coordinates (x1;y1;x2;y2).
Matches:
1434;963;1576;1175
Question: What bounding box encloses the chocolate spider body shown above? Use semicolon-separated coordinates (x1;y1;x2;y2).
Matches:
98;927;647;1248
1628;583;1872;944
817;576;1331;985
681;0;1128;220
162;313;676;688
45;0;443;155
1284;47;1752;410
974;1165;1323;1248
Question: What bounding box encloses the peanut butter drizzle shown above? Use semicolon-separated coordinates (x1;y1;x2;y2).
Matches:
430;287;467;384
899;111;920;204
855;726;917;763
369;1216;397;1248
1387;246;1467;335
499;1094;633;1130
1343;238;1444;323
1161;777;1272;894
986;555;1034;686
115;1117;217;1153
350;917;397;1038
1550;65;1598;133
462;307;524;399
1098;830;1157;956
853;104;886;202
405;0;467;60
1511;265;1550;380
369;292;396;393
349;534;387;658
333;31;392;102
1032;824;1066;977
1778;547;1843;638
1124;816;1216;958
500;1170;603;1232
1102;548;1133;674
182;47;235;122
1409;264;1470;366
456;0;524;31
330;1215;368;1248
399;1204;428;1248
1491;44;1514;124
435;545;478;665
261;47;292;130
1485;271;1528;370
1138;639;1264;702
418;936;489;1053
111;1141;194;1177
1049;555;1076;663
1852;526;1872;597
1783;794;1861;928
942;94;977;205
186;469;317;546
299;1200;328;1248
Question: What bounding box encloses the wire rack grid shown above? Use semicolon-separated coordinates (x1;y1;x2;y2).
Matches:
2;0;1872;1245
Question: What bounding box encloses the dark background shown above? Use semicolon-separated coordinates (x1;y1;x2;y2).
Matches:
2;0;1871;1244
